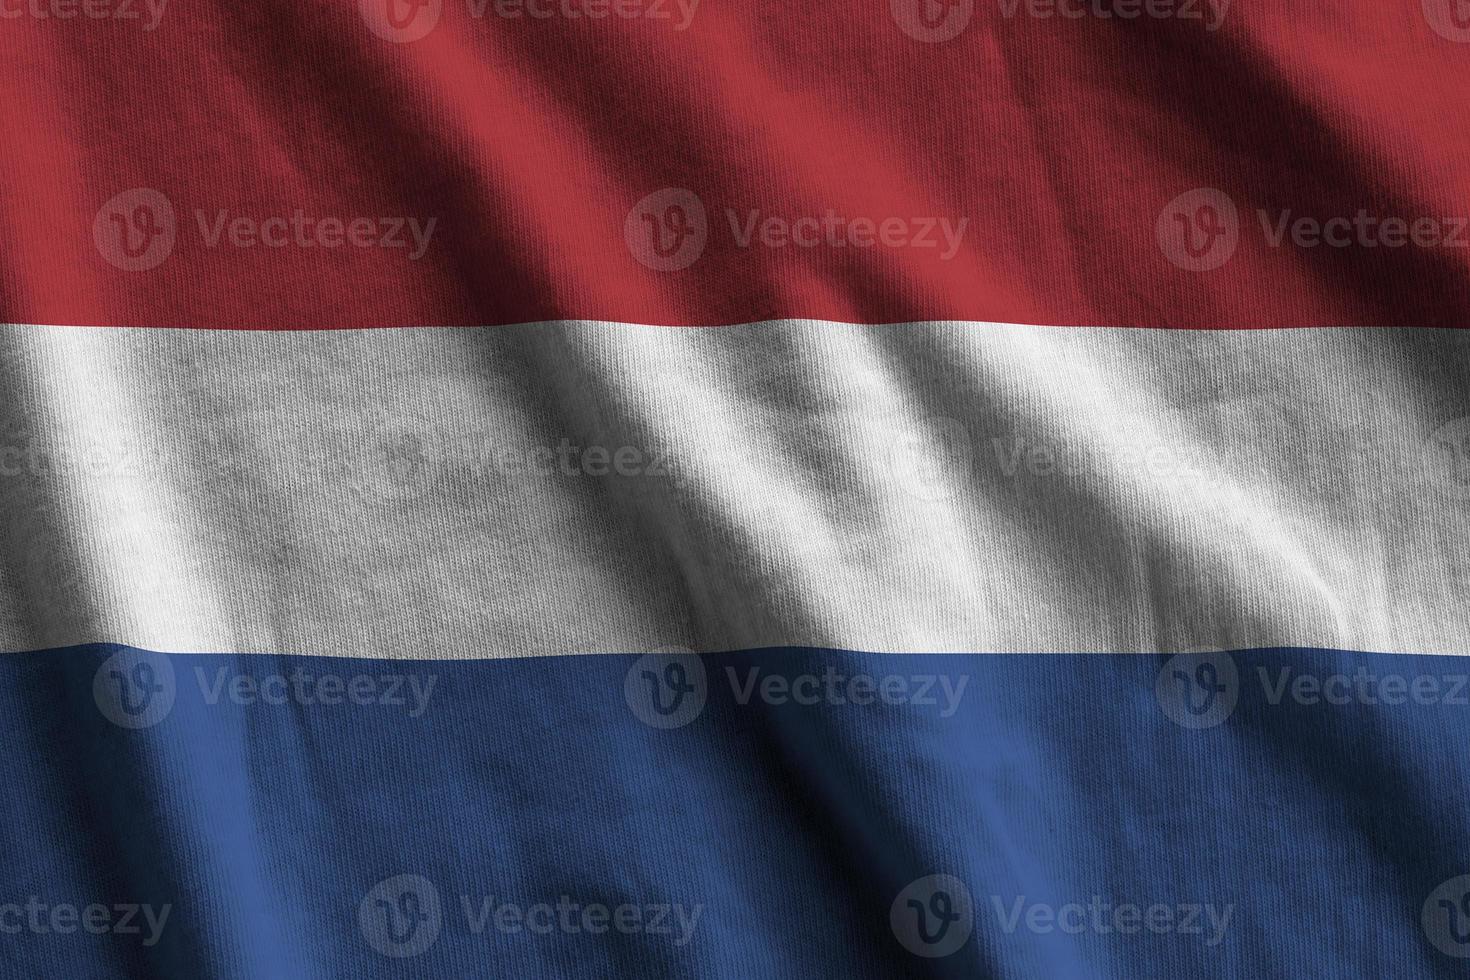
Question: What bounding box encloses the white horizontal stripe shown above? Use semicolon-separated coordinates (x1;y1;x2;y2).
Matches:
0;320;1464;658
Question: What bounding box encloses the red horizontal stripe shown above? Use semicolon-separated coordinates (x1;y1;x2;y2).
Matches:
3;1;1470;328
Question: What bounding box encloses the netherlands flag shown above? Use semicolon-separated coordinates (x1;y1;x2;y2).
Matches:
2;0;1470;976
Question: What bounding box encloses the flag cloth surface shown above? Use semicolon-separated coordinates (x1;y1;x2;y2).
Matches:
2;2;1470;978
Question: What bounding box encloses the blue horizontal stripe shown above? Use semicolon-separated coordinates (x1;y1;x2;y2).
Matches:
1;645;1467;978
